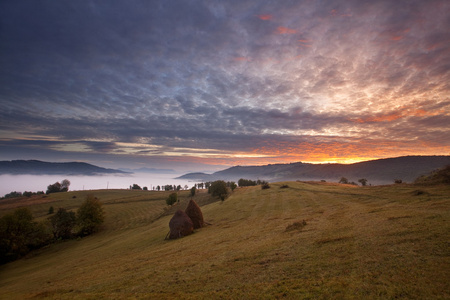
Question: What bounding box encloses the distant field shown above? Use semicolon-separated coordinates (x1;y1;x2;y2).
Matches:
0;182;449;299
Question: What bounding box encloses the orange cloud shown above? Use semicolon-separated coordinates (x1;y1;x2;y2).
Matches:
245;137;449;165
390;36;403;41
276;26;297;34
353;113;403;123
349;106;445;124
389;28;410;41
298;39;312;48
258;14;272;20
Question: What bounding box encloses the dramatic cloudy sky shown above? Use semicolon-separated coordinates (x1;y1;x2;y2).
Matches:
1;0;449;172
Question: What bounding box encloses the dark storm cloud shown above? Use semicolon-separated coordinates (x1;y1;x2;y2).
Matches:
0;0;449;168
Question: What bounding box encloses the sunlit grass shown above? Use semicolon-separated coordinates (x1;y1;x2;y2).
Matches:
0;182;449;299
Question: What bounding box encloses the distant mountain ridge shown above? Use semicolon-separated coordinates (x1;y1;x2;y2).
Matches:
177;156;450;185
0;160;129;175
118;167;176;174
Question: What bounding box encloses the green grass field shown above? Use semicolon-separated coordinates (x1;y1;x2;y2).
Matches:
0;182;449;299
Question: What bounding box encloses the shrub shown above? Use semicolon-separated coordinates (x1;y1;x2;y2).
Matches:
166;192;178;205
280;184;289;189
394;179;403;184
358;178;368;186
261;182;271;189
285;220;307;232
339;177;349;184
48;206;54;215
77;195;105;236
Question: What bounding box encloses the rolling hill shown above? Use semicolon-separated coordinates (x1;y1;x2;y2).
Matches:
0;181;449;298
178;155;450;185
0;160;128;175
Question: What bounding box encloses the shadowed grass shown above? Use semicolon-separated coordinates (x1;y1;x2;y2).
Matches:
0;182;449;299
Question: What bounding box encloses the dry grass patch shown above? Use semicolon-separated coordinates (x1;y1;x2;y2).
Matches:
0;182;449;299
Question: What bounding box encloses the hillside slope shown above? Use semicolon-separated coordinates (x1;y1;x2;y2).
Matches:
0;183;449;298
178;155;450;184
0;160;128;175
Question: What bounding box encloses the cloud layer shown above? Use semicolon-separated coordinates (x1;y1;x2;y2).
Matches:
0;0;449;171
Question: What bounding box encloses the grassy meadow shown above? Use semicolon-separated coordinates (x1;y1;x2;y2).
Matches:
0;181;449;299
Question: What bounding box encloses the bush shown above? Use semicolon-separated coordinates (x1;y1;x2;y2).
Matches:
49;208;76;239
339;177;349;184
77;195;105;236
166;192;178;205
358;178;368;186
394;179;403;184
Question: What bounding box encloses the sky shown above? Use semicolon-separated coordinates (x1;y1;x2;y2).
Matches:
0;0;449;173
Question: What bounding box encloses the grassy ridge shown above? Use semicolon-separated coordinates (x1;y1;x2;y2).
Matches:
0;182;449;299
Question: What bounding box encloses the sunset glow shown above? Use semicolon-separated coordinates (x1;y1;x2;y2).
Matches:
0;1;449;172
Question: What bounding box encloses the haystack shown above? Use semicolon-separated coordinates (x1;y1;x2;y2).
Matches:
169;210;194;239
185;199;204;229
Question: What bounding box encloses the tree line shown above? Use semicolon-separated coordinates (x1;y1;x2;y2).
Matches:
0;195;104;265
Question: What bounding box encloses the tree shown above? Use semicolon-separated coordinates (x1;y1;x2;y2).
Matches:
77;195;105;236
190;186;197;197
2;191;22;199
49;208;76;239
358;178;368;186
229;182;237;191
143;186;148;191
209;180;228;201
339;177;349;184
61;179;71;192
238;178;257;187
46;179;70;194
0;208;51;264
46;182;62;194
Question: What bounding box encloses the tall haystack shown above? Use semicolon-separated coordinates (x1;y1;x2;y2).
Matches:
185;199;204;229
169;210;194;239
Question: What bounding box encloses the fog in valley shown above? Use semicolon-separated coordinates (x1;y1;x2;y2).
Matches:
0;173;195;196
